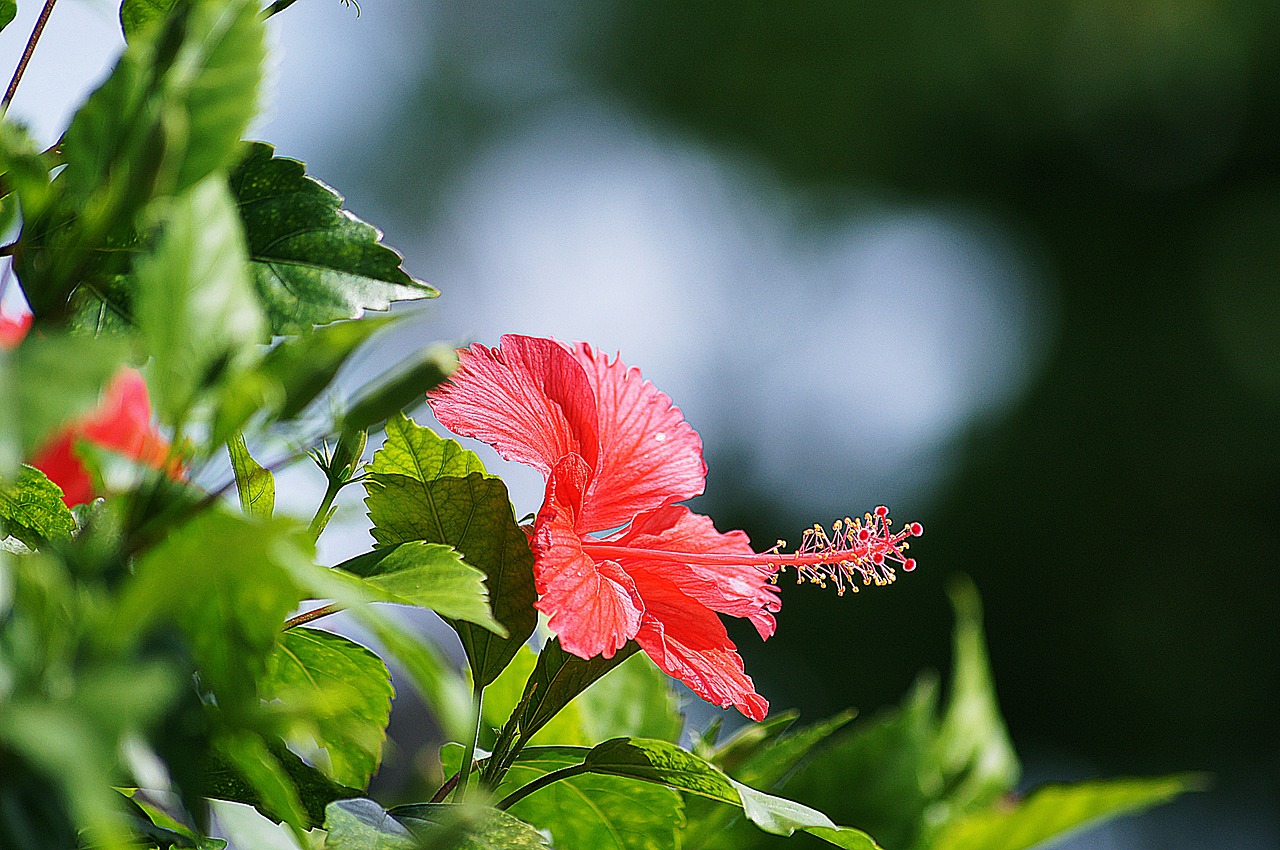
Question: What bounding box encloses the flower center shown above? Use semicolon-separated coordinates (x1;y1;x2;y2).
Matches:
580;506;922;596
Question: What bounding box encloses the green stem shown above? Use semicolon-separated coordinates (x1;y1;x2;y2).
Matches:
307;478;342;542
451;684;484;802
494;764;592;811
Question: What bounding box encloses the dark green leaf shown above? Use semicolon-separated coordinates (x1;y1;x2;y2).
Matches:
489;747;683;850
0;464;75;545
228;142;436;334
260;628;394;789
365;472;536;687
135;176;265;421
0;0;15;32
337;541;505;635
340;345;457;434
18;0;264;317
731;711;857;793
370;413;489;481
120;0;177;39
932;775;1204;850
576;651;682;745
263;316;395;420
228;434;274;518
203;738;359;828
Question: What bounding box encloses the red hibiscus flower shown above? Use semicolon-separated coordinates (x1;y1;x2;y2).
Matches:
3;304;179;507
429;335;922;721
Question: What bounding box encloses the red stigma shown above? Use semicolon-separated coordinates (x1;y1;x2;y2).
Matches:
910;522;924;536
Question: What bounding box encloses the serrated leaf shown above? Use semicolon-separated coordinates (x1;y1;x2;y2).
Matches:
228;142;435;334
228;434;274;518
490;747;683;850
337;541;505;635
324;798;416;850
18;0;265;317
261;628;394;789
136;176;265;420
0;464;75;545
365;472;536;686
931;775;1203;850
371;413;489;481
120;0;176;39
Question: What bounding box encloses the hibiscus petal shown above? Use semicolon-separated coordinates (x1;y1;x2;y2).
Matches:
569;343;706;532
29;434;95;507
609;505;781;640
81;370;172;466
429;335;600;478
631;568;769;722
0;310;31;349
533;455;643;659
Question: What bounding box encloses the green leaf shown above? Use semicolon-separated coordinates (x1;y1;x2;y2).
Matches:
228;434;274;518
932;775;1204;850
204;738;359;829
214;731;308;834
581;737;858;843
228;142;436;334
337;541;505;635
577;651;682;745
114;510;310;704
260;628;394;789
0;464;75;545
11;332;129;454
935;577;1020;813
356;613;474;745
490;748;684;850
0;0;15;33
19;0;265;317
340;345;458;434
136;176;265;420
120;0;177;39
365;472;536;687
392;803;551;850
370;413;489;481
323;798;416;850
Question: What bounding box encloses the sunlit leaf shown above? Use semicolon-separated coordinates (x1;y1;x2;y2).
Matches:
228;434;274;518
261;628;394;789
365;472;536;686
337;541;505;635
370;413;489;482
228;142;436;334
135;176;265;421
0;464;75;546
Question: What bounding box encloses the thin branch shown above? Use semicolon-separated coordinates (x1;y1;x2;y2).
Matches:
3;0;60;111
282;602;345;631
494;764;592;811
0;242;17;257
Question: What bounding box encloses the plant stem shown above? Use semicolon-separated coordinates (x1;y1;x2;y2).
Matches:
451;684;485;802
494;764;592;811
282;603;345;631
307;478;343;542
3;0;60;111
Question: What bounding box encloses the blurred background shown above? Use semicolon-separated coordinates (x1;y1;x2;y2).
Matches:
4;0;1277;846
